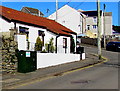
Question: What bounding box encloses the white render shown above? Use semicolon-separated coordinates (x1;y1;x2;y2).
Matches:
48;5;85;35
1;17;76;53
0;18;14;32
104;14;112;35
37;53;85;69
17;35;27;50
48;5;113;37
85;11;112;36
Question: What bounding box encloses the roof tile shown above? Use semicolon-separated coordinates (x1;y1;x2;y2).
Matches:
0;6;76;36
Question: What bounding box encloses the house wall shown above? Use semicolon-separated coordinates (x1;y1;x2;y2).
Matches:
15;23;76;53
104;15;112;35
86;16;104;35
86;12;112;36
1;18;73;53
0;18;14;32
57;36;70;53
17;35;27;50
48;5;83;35
16;23;56;51
86;17;98;34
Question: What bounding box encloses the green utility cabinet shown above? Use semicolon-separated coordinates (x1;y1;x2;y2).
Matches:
17;50;37;73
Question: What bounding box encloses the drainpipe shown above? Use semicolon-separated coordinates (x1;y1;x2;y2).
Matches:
55;35;60;53
14;22;16;29
76;34;77;53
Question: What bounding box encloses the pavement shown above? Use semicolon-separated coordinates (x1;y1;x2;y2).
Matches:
1;52;107;89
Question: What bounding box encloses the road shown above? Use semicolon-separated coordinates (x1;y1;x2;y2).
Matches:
14;45;119;89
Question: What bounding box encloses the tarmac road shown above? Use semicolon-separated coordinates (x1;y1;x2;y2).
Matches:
14;45;119;89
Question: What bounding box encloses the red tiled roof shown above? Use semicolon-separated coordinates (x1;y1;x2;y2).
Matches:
0;6;76;36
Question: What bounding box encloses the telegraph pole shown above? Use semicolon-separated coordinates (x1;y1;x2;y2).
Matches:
97;0;102;60
103;4;106;48
56;0;58;21
46;9;49;17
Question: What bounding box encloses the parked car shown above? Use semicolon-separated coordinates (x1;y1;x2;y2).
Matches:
106;42;120;52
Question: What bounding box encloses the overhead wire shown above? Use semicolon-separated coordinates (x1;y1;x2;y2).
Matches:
58;0;72;9
55;0;87;19
46;0;72;17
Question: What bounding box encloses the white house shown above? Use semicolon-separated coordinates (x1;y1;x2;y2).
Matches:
48;5;112;38
48;5;86;36
0;6;77;54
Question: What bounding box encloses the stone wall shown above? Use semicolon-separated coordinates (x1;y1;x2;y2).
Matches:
1;29;18;74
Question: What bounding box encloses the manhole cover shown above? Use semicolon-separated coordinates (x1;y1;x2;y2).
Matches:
71;80;90;84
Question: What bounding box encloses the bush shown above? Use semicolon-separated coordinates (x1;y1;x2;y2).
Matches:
35;37;43;51
45;37;55;53
70;36;75;53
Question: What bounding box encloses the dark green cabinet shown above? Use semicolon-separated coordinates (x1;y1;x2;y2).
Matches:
17;50;37;73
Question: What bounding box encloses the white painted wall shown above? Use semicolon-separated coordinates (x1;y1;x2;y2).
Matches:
104;15;112;35
17;35;27;50
57;36;70;53
1;17;72;53
48;5;83;35
0;18;14;32
37;53;82;69
16;23;73;53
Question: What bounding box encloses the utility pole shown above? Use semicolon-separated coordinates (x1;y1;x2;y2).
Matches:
103;4;106;48
46;9;50;17
97;0;102;60
56;0;58;21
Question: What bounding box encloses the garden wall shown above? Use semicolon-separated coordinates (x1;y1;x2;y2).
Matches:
37;53;85;69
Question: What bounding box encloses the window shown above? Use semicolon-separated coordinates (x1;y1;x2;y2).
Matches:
78;25;81;31
38;30;45;45
93;25;97;29
93;17;97;23
87;25;90;30
19;26;29;34
19;26;29;41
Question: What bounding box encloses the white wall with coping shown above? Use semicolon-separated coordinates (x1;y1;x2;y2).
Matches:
37;53;85;69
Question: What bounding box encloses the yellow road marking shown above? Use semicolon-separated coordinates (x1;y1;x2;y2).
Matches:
5;56;108;89
62;58;108;76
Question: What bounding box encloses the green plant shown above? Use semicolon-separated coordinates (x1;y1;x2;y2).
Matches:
70;36;75;53
35;37;43;51
45;37;55;53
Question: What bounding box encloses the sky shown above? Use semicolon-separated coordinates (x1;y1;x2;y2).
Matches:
0;1;119;26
